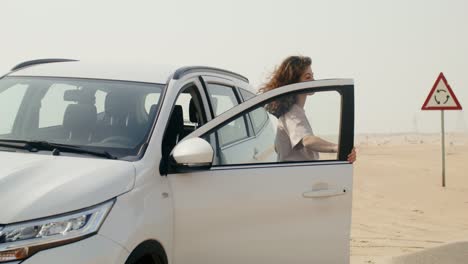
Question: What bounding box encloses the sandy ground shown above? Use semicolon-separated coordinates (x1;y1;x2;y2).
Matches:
350;133;468;264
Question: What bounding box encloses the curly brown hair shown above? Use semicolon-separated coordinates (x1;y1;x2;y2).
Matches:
260;56;312;117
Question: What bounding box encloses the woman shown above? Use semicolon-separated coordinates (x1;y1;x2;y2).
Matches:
260;55;357;163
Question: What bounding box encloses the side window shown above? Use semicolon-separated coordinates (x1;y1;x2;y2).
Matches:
175;93;193;124
0;84;28;135
204;90;342;165
206;83;249;147
250;107;270;135
240;88;268;135
39;84;77;128
206;83;240;116
162;84;207;159
217;116;249;147
239;88;256;101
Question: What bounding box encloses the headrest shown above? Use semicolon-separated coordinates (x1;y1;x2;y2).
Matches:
189;99;198;123
167;105;184;134
148;104;158;120
105;92;134;117
149;104;158;115
63;104;97;132
173;105;183;122
64;90;95;104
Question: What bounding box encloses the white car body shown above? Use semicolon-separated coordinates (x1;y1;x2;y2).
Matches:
0;59;354;264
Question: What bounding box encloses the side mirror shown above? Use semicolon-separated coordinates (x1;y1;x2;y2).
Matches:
170;137;214;171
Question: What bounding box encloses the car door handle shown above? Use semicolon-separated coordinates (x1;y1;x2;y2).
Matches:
302;188;347;198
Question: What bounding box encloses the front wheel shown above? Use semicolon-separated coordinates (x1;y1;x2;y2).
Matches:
125;241;167;264
132;255;162;264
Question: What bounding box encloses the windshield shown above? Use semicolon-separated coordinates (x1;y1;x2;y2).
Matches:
0;76;163;159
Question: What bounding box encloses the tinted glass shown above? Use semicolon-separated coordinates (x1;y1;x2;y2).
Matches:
204;90;342;165
0;77;164;159
0;84;28;134
206;84;239;116
217;116;249;147
39;83;77;128
239;88;255;101
250;107;269;135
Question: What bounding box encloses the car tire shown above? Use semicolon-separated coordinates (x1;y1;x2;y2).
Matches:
125;240;167;264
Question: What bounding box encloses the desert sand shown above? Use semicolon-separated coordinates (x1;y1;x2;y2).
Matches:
350;133;468;264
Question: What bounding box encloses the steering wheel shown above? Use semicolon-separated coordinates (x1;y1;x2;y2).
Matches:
99;136;133;146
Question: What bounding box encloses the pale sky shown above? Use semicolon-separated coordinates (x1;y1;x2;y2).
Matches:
1;0;467;134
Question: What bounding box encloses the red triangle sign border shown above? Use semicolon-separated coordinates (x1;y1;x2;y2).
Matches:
421;72;462;110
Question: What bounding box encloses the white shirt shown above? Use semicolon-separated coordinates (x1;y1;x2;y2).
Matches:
275;104;319;162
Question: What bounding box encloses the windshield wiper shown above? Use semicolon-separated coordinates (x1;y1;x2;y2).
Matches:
0;140;117;159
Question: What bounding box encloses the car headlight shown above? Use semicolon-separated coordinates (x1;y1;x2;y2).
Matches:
0;199;114;262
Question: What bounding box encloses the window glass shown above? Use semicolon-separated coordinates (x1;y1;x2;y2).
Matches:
239;88;255;101
145;93;160;114
204;90;342;165
205;83;249;147
206;84;239;116
39;84;77;128
303;91;341;160
162;85;207;161
95;89;107;114
0;76;164;159
250;107;270;135
175;93;193;124
0;84;28;135
217;116;249;147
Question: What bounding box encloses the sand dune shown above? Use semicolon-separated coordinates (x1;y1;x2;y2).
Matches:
350;133;468;264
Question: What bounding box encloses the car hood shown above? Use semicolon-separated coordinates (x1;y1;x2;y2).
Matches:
0;151;135;224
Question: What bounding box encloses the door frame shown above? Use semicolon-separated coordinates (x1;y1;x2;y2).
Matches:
181;79;354;163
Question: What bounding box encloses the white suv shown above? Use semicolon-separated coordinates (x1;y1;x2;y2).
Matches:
0;59;355;264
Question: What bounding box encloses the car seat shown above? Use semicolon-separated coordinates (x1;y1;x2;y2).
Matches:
148;104;159;123
104;91;136;128
95;91;142;144
189;99;202;128
162;105;184;156
63;104;97;144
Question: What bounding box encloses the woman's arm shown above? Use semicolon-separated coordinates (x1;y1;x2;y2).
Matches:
303;136;357;163
302;135;338;153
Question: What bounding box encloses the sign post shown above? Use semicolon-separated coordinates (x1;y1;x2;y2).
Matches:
441;110;445;187
421;72;462;187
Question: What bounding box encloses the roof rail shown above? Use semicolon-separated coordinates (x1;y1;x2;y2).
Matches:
173;66;249;83
11;58;78;72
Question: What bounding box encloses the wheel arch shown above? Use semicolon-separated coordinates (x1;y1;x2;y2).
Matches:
125;239;168;264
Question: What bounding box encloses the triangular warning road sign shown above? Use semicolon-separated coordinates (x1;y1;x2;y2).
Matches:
422;72;462;110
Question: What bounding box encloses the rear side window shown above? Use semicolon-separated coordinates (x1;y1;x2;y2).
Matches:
206;83;249;146
239;88;255;101
241;88;268;135
216;117;249;147
206;84;240;116
250;107;270;135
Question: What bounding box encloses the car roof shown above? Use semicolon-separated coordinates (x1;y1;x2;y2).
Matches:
6;60;250;85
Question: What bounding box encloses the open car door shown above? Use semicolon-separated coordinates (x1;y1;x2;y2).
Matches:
168;79;354;264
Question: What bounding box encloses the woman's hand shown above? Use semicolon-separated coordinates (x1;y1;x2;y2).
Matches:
347;147;357;163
